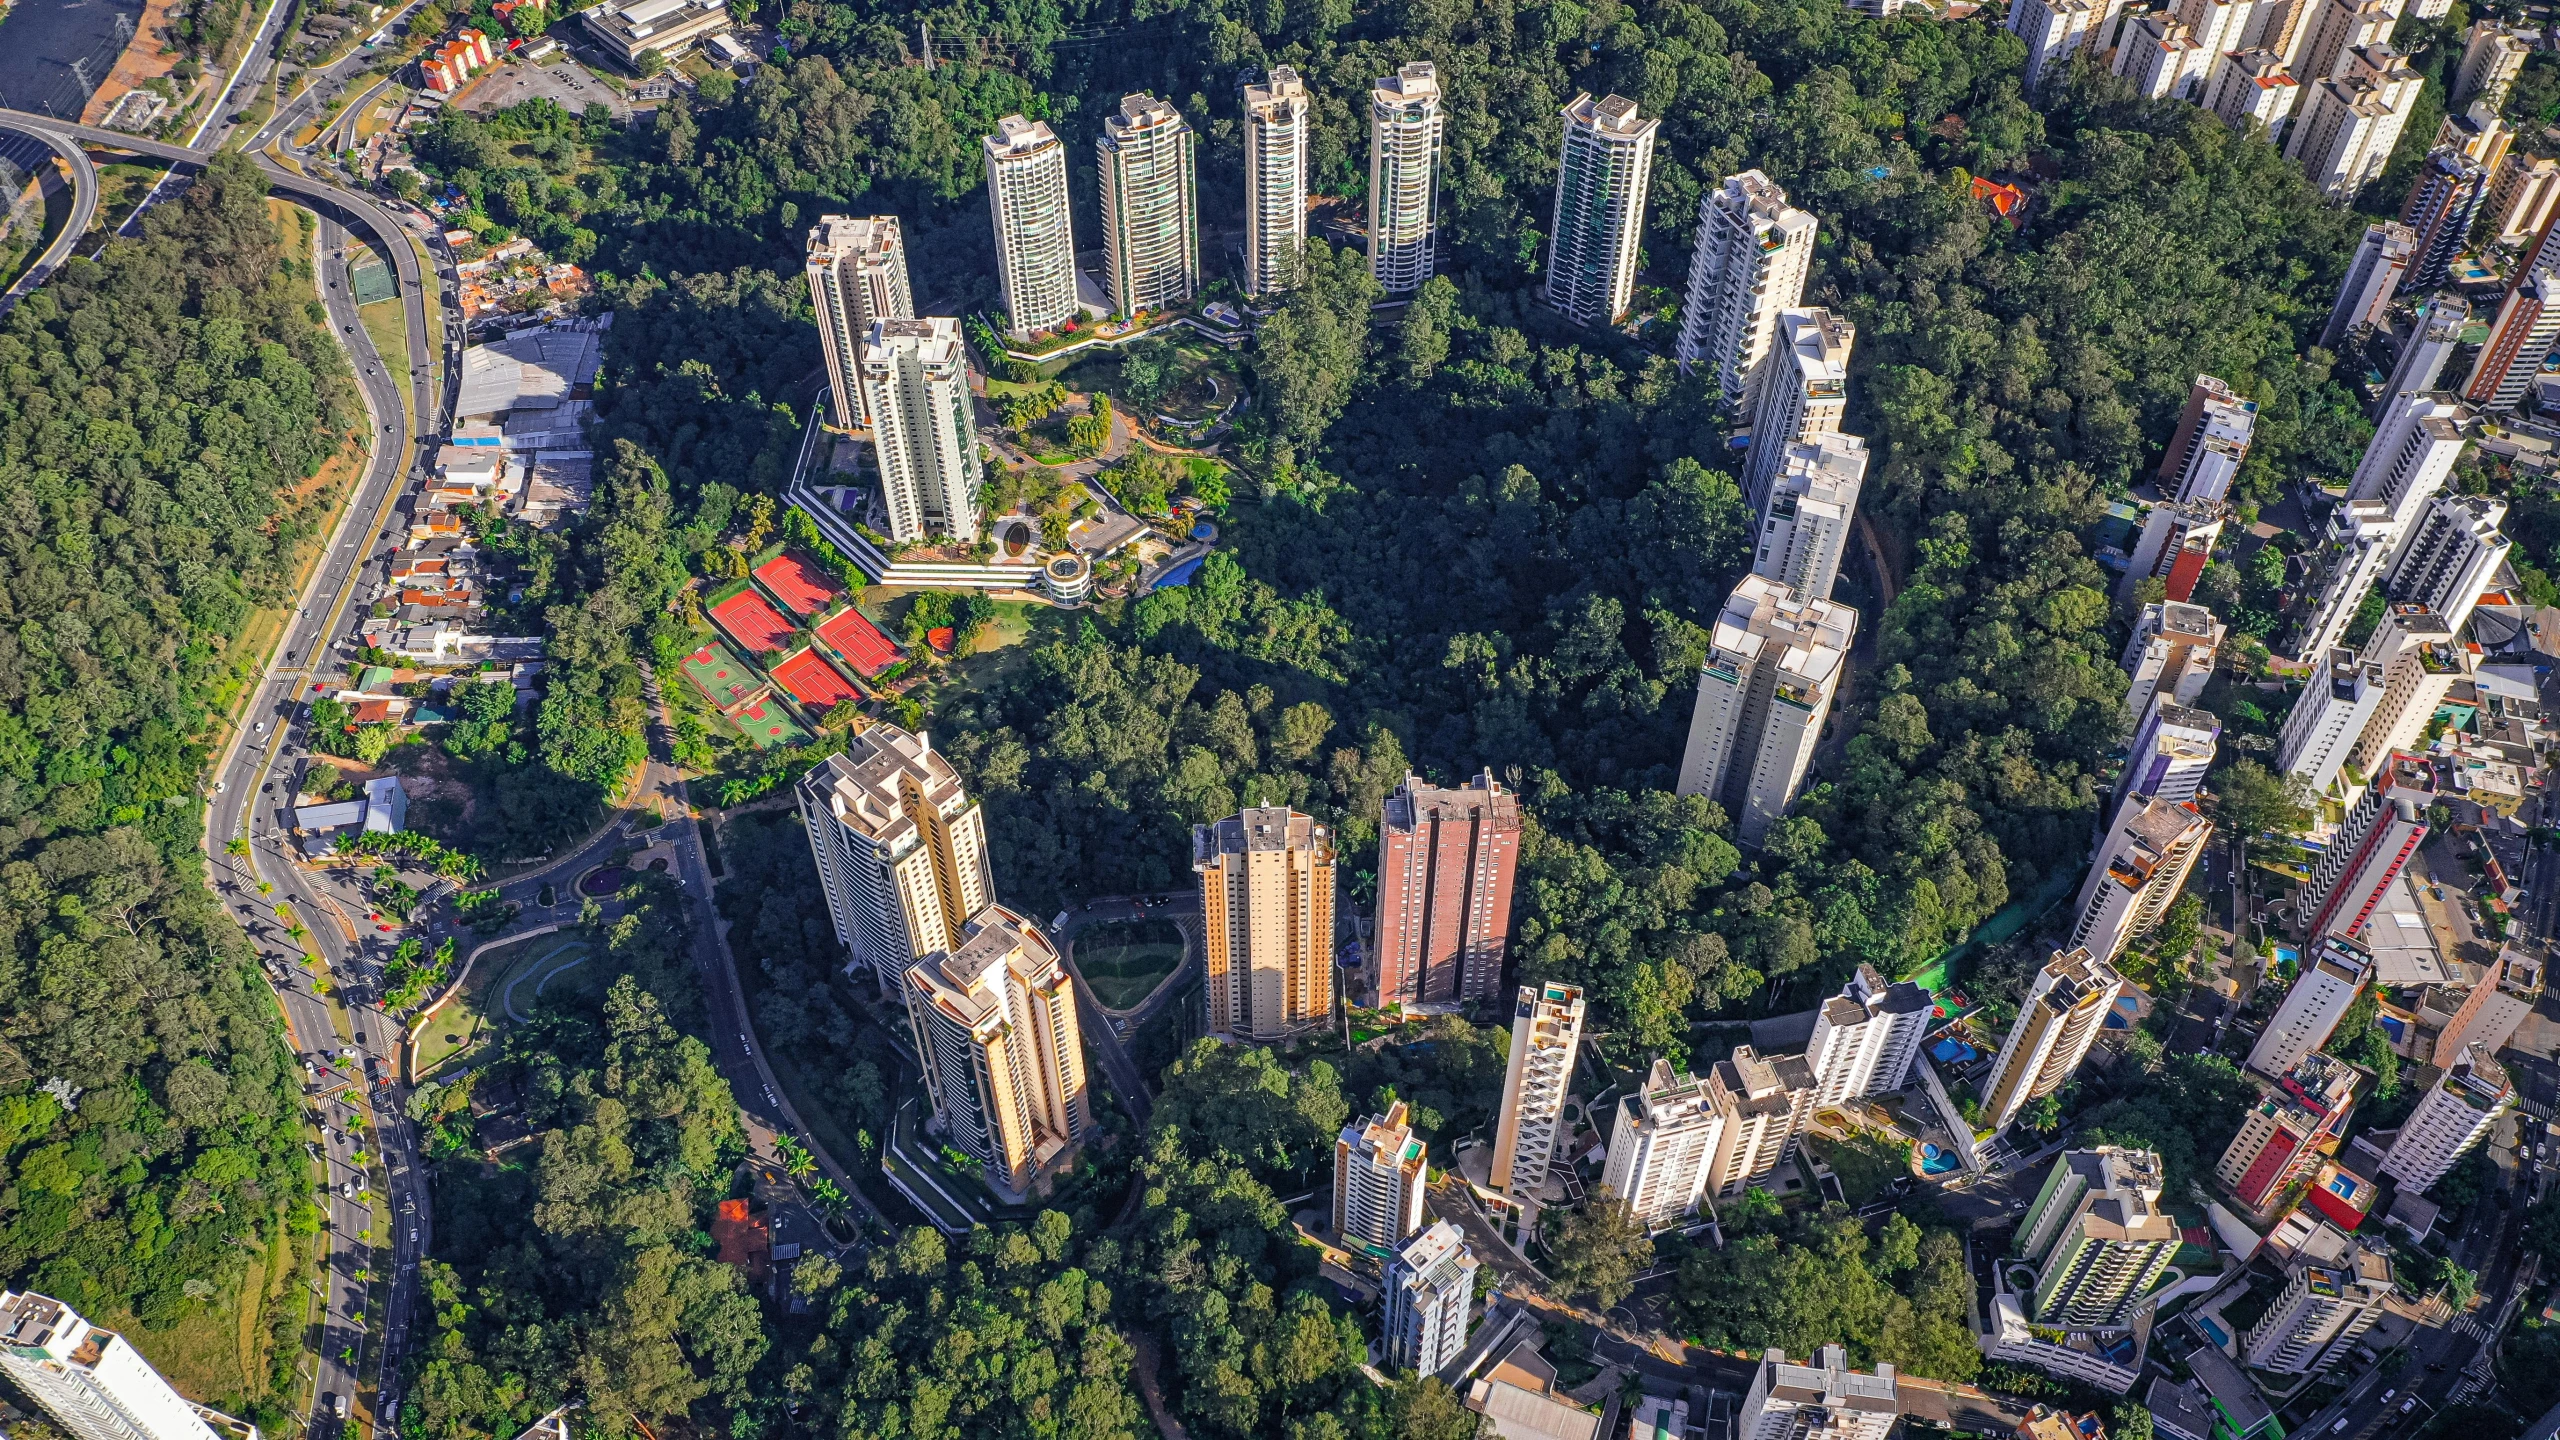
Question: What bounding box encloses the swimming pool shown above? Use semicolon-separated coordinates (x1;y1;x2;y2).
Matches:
1918;1144;1962;1175
1154;556;1204;587
1929;1038;1979;1065
2197;1316;2231;1348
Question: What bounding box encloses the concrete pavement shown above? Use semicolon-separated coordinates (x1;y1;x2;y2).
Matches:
0;120;96;312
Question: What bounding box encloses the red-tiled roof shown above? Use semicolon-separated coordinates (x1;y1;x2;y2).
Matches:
753;551;843;617
926;627;955;654
770;648;858;710
816;605;900;678
710;589;795;656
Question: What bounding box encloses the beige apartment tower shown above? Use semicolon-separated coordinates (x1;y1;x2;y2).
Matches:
1743;308;1855;509
1675;574;1858;847
857;317;983;544
807;215;912;429
1195;806;1337;1039
797;723;996;991
1335;1100;1429;1248
1706;1044;1817;1198
1980;948;2125;1133
1243;66;1312;297
1368;62;1444;293
1602;1059;1729;1231
904;905;1090;1197
984;115;1081;339
1677;170;1817;413
1545;93;1659;328
1098;93;1199;318
1490;982;1585;1197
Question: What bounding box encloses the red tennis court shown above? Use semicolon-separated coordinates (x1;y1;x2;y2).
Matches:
817;605;901;678
771;649;859;710
754;552;843;616
710;589;794;656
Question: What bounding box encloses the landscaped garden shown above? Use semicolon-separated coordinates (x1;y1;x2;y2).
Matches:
1073;916;1187;1009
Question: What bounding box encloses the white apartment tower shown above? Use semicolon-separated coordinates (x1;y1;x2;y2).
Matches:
1706;1044;1818;1198
2288;504;2407;667
1383;1221;1477;1376
1804;964;1934;1103
2294;0;2399;85
984;115;1080;339
1335;1100;1429;1248
807;215;912;428
1195;806;1337;1040
2014;1148;2181;1325
1243;67;1311;298
2275;647;2385;794
2345;607;2469;775
2455;21;2532;107
1098;93;1199;318
2067;793;2213;966
1981;947;2125;1133
1368;63;1444;294
2243;1246;2394;1374
2375;292;2467;414
2012;0;2102;97
2206;49;2302;133
1675;574;1858;847
1546;93;1659;328
2320;222;2417;349
0;1292;222;1440
2387;494;2508;645
858;317;984;544
1736;1347;1900;1440
2350;393;2465;530
1603;1059;1729;1231
2299;778;2429;940
1678;171;1818;413
796;724;996;987
1752;435;1868;603
903;905;1090;1196
2122;601;2225;721
1490;981;1585;1197
2286;47;2424;202
1744;308;1855;507
2120;698;2221;806
2247;934;2373;1077
2379;1044;2512;1190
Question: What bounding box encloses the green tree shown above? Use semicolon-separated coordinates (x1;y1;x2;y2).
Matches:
1253;240;1383;453
1545;1187;1654;1309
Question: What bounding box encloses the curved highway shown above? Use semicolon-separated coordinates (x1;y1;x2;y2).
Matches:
0;121;98;313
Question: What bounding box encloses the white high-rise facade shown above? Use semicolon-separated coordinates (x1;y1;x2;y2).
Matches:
2388;493;2509;637
2321;221;2417;349
2294;0;2398;85
984;115;1080;339
2243;1245;2394;1374
2289;505;2405;667
1674;574;1857;847
1335;1101;1429;1248
1981;948;2125;1133
2346;607;2469;775
1752;435;1867;603
1736;1347;1900;1440
1602;1058;1728;1232
2120;699;2220;806
904;905;1090;1196
2380;1044;2512;1190
2011;0;2102;97
1383;1221;1477;1376
1368;62;1444;294
1803;965;1933;1104
2206;49;2302;133
1545;93;1659;328
1677;170;1817;413
2067;793;2212;966
857;317;983;544
2014;1148;2181;1325
1243;67;1311;298
2350;393;2465;528
2122;601;2224;721
1744;309;1855;507
0;1292;222;1440
807;215;911;428
2300;777;2429;940
1490;981;1584;1197
797;723;996;986
2276;647;2385;794
2375;292;2467;414
2286;46;2423;202
2247;934;2372;1077
1098;93;1199;318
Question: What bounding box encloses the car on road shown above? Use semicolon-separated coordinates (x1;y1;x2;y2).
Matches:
2399;1399;2418;1416
740;1034;753;1055
330;1394;349;1420
409;1226;419;1243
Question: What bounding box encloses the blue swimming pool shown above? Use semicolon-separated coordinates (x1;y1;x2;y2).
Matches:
1918;1144;1962;1175
1930;1038;1979;1065
2198;1316;2232;1348
1155;556;1204;587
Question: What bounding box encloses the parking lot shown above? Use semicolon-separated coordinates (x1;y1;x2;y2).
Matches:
456;55;632;122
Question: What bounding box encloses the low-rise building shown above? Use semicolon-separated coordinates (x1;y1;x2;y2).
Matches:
582;0;732;69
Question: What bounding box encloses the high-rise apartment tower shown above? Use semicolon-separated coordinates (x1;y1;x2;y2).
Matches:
1098;93;1199;317
857;317;984;544
807;215;912;428
903;905;1090;1196
797;723;996;988
1242;67;1311;297
1674;574;1857;847
1490;982;1584;1197
1371;769;1520;1006
984;116;1080;339
1196;806;1337;1039
1676;171;1817;413
1545;93;1659;328
1980;948;2125;1133
1368;63;1444;293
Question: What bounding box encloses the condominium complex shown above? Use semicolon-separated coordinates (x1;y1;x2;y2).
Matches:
1803;964;1932;1104
2286;47;2423;202
1674;574;1858;847
2489;152;2560;246
2215;1051;2361;1210
1751;435;1867;603
1371;770;1521;1006
1980;948;2125;1133
1744;308;1855;506
1196;806;1337;1039
1546;93;1659;328
857;317;984;544
2242;1244;2394;1374
984;115;1080;339
2206;49;2301;133
2013;1147;2181;1326
2386;494;2508;637
2398;148;2490;295
797;723;996;986
2298;778;2428;941
2297;0;2398;85
1383;1221;1478;1376
2375;292;2467;413
0;1291;222;1440
1490;982;1585;1197
2344;607;2469;775
1242;67;1311;297
2379;1043;2512;1191
903;905;1091;1196
2010;0;2104;97
2319;222;2414;349
2122;601;2225;721
1098;93;1199;318
1736;1347;1900;1440
2120;699;2220;807
2066;793;2212;966
2160;374;2258;505
2455;20;2533;107
2465;267;2560;411
806;215;911;428
2275;647;2384;794
1602;1058;1729;1231
1336;1100;1429;1248
1368;63;1444;293
1705;1044;1817;1198
2247;934;2373;1077
1677;170;1818;413
2351;392;2465;531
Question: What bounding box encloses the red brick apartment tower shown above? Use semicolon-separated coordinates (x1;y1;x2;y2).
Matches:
1370;770;1520;1007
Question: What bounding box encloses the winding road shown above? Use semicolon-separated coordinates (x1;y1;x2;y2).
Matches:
0;122;96;313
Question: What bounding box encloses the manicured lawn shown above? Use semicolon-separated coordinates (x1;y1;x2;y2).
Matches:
1075;917;1186;1009
414;934;597;1077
